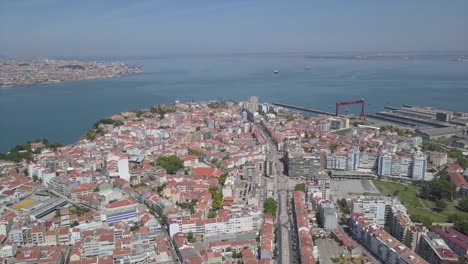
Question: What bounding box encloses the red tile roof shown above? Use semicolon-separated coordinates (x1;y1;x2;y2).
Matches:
105;198;138;209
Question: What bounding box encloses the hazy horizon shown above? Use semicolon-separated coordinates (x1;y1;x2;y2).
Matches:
1;1;468;57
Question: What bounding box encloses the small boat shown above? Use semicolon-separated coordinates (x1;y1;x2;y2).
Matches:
273;70;279;74
304;66;311;70
327;106;332;108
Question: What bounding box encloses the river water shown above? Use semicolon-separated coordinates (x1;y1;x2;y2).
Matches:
1;54;467;151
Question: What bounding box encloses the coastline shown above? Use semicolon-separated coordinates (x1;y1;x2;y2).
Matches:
0;71;142;90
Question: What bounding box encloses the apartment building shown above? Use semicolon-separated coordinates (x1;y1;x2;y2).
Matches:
350;197;386;226
168;214;259;237
416;232;458;264
349;214;428;264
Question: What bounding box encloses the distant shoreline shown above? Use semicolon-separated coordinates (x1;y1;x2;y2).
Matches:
0;71;142;90
0;59;142;89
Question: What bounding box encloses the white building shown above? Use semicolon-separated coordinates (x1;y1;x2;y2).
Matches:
318;201;338;230
412;156;427;181
117;158;130;181
326;153;347;170
378;154;427;180
169;214;259;237
378;154;393;177
346;149;360;171
428;152;447;167
350;197;387;226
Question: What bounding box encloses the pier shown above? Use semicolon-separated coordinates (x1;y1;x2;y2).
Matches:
272;102;335;116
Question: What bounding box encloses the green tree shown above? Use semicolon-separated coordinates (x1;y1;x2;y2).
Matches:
187;232;196;243
410;214;432;228
209;186;218;195
129;223;140;231
154;155;183;174
329;143;339;153
449;149;463;159
157;183;166;194
457;157;468;169
32;175;38;182
264;198;277;216
459;197;468;212
70;220;79;228
420;179;457;201
208;212;217;218
294;183;305;192
435;200;447;211
212;192;223;210
339;198;350;214
218;172;228;186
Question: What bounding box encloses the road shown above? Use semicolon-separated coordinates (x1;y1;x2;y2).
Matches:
278;182;292;264
256;123;293;264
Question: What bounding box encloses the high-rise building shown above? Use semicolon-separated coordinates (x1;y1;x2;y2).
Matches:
285;150;322;179
246;96;259;113
318;201;338;230
378;154;393;177
316;172;331;200
378;154;427;180
390;157;412;178
326;153;348;170
346;149;360;171
412;155;427;181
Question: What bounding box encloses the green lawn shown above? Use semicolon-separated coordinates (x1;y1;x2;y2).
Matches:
372;180;447;223
421;199;468;219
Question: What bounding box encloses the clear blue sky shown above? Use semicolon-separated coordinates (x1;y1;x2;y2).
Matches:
1;0;467;57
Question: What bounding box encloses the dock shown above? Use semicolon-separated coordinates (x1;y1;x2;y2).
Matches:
272;102;335;116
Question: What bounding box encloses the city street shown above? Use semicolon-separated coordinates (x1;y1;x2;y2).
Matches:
256;123;294;264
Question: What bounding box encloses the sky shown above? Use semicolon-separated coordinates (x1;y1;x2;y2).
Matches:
1;0;467;57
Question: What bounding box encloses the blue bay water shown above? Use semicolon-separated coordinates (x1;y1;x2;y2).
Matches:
1;54;468;151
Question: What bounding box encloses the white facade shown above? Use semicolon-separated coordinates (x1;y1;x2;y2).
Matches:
326;154;347;170
169;215;257;237
378;154;393;177
428;152;447;167
412;156;427;181
378;154;427;180
351;197;386;226
346;150;360;171
117;158;130;181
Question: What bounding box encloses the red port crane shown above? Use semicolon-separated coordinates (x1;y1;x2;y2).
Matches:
336;99;366;119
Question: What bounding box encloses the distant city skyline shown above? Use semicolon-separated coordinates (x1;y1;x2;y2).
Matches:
1;0;468;57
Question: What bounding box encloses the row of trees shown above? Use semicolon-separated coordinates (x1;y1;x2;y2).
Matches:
218;172;228;186
209;186;224;210
419;175;457;201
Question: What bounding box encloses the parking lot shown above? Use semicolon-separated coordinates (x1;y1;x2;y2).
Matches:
315;238;346;264
331;179;380;200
